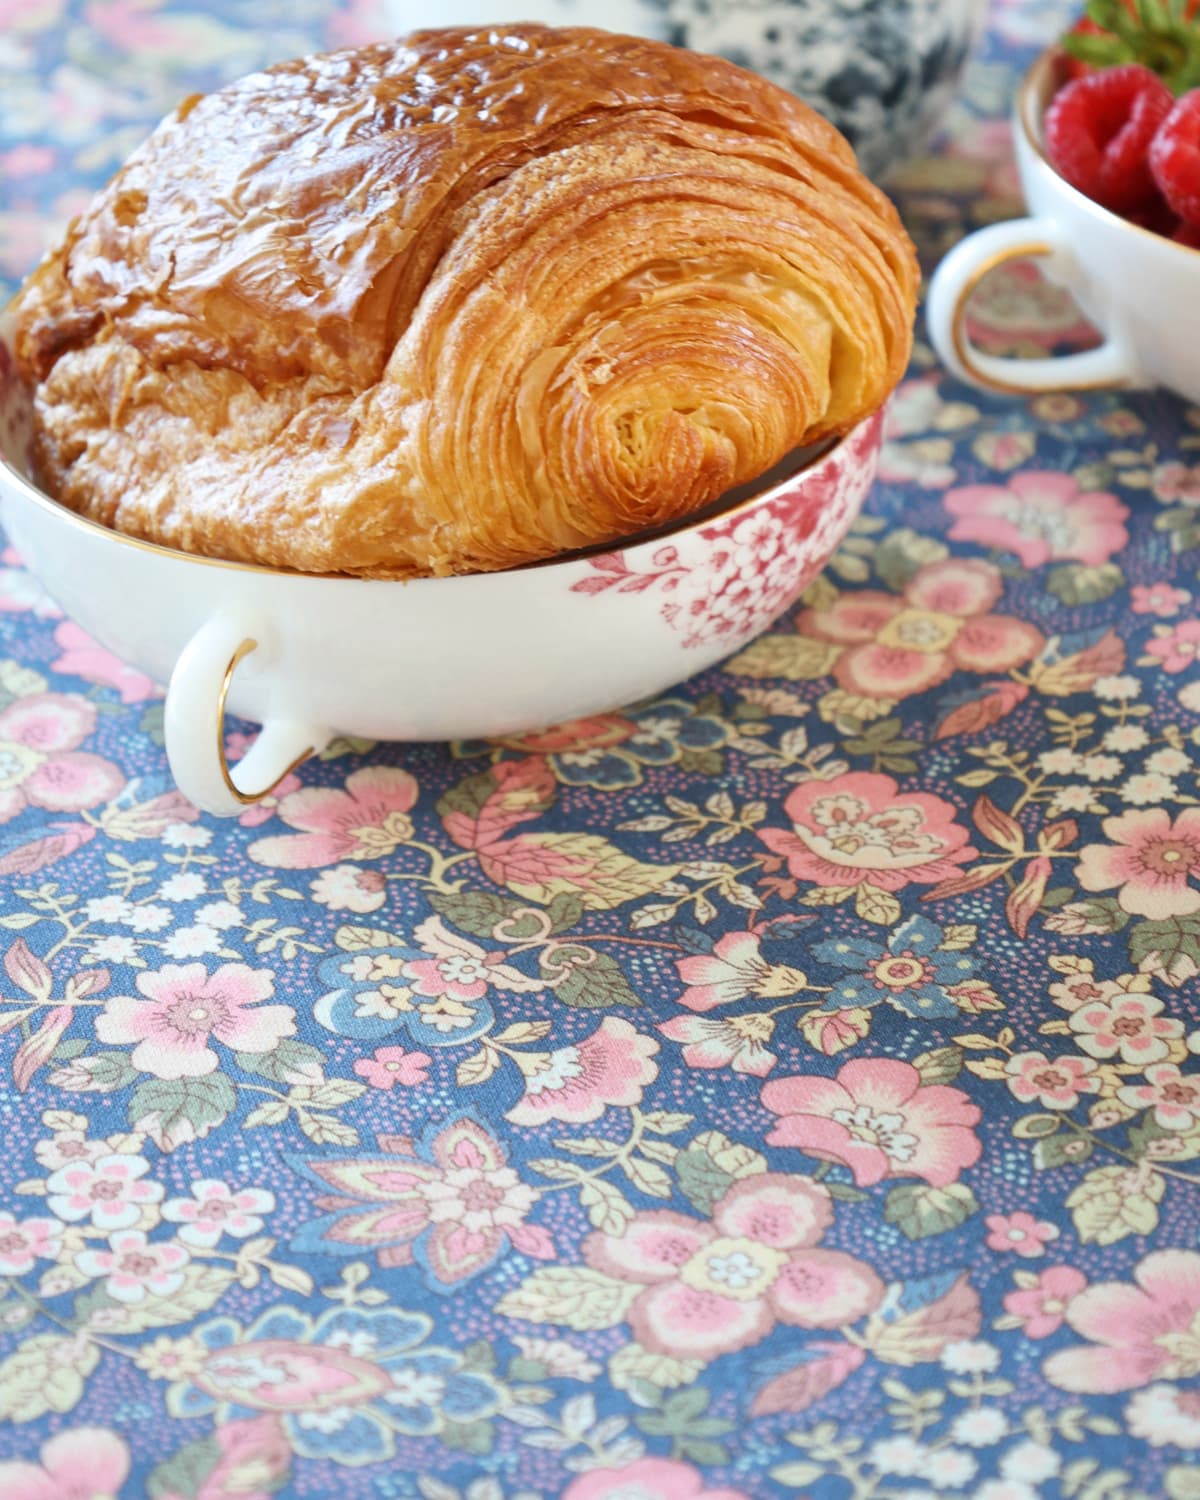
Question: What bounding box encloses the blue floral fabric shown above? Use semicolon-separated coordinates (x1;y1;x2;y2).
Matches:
1;3;1200;1498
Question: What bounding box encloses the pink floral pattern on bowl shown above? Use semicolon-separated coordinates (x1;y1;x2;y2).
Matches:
571;413;883;647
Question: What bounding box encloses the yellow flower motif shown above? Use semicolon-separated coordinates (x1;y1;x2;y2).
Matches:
133;1334;209;1380
1157;1320;1200;1381
418;994;478;1033
678;1236;788;1303
347;810;415;859
727;1013;777;1044
818;689;898;727
876;608;962;655
365;955;407;981
754;965;808;1000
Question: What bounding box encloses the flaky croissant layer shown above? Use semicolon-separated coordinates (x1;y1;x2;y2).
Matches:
12;25;918;576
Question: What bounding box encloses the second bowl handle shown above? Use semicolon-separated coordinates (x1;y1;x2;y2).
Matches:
164;615;331;818
927;216;1142;395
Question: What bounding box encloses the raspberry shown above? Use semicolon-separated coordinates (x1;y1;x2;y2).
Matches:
1150;90;1200;228
1045;64;1175;212
1175;221;1200;248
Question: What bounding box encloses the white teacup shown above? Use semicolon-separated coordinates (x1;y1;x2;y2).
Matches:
927;50;1200;401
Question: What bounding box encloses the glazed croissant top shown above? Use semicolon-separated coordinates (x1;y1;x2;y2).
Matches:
12;25;918;576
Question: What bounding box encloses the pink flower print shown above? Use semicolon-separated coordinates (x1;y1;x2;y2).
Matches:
506;1017;659;1125
796;558;1043;703
95;963;294;1078
46;1153;162;1231
1131;583;1191;617
74;1228;189;1303
403;916;543;1005
248;766;418;867
1146;619;1200;673
1117;1064;1200;1131
1075;809;1200;918
1044;1249;1200;1392
354;1046;432;1091
1003;1266;1088;1339
0;692;125;824
674;930;807;1011
761;1059;983;1187
0;1213;61;1275
562;1459;751;1500
413;1120;549;1277
1068;993;1184;1065
658;1012;778;1077
943;471;1130;567
1004;1052;1100;1110
0;1427;130;1500
758;772;977;894
584;1173;882;1362
311;864;388;913
1152;460;1200;504
161;1181;275;1248
50;620;159;704
984;1211;1060;1259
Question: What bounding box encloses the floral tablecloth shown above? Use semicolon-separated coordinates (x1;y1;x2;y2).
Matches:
2;3;1200;1497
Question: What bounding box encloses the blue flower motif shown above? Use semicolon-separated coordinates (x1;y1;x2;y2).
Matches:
553;699;731;788
312;946;495;1047
812;914;978;1020
165;1305;498;1466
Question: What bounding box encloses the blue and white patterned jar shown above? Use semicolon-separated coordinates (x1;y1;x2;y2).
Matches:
661;0;990;178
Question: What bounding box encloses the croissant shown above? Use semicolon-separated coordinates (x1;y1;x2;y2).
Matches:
11;25;918;577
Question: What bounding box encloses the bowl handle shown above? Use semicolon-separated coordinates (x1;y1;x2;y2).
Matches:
927;216;1141;394
164;615;331;817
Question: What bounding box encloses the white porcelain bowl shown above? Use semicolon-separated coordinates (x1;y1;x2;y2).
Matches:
0;317;883;817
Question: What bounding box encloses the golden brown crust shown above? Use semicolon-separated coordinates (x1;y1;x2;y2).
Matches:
11;25;918;576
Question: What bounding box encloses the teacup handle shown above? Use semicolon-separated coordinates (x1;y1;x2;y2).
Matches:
164;614;331;817
927;216;1142;395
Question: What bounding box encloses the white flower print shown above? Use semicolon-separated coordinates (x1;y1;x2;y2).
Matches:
74;1229;189;1303
940;1340;1001;1374
161;1180;274;1248
46;1153;162;1231
85;895;134;923
194;901;244;930
162;823;211;849
127;903;173;932
162;925;224;959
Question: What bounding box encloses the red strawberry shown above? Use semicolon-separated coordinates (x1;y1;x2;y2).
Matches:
1045;63;1175;211
1151;89;1200;225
